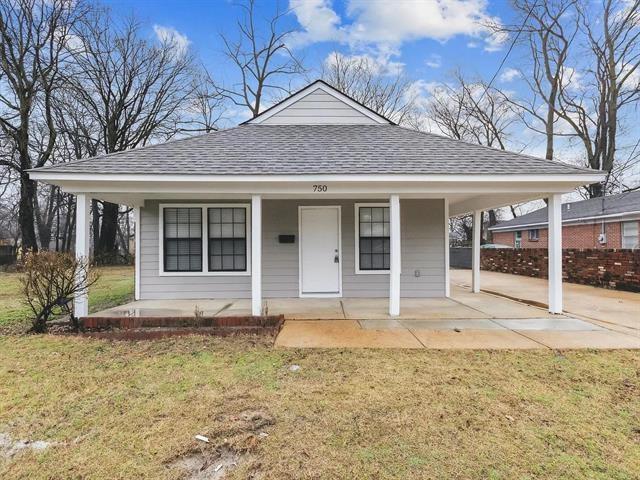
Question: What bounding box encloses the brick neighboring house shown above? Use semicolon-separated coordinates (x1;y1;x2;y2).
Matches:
489;191;640;249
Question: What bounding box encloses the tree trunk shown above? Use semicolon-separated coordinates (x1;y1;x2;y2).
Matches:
19;173;39;251
97;202;119;263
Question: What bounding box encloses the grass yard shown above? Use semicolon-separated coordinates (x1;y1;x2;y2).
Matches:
0;266;134;328
0;335;638;479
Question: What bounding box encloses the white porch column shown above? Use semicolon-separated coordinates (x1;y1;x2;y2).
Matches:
134;207;141;301
548;194;563;314
251;195;262;316
444;198;450;297
472;210;482;293
74;194;91;318
389;194;401;316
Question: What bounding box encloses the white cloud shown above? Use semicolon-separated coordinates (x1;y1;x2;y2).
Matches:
426;54;442;68
289;0;505;53
153;25;191;55
499;68;521;83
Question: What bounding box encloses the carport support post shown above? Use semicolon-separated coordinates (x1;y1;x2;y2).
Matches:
548;194;563;314
74;193;91;318
251;195;262;316
472;210;481;293
389;194;401;316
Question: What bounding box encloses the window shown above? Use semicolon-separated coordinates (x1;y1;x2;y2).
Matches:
160;204;250;275
208;207;247;271
528;229;539;241
163;207;202;272
622;221;639;249
356;204;390;272
515;231;522;249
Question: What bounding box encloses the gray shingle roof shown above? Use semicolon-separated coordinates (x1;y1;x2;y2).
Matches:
31;124;597;176
490;191;640;230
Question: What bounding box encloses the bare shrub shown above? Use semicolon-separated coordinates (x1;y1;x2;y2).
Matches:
20;251;99;333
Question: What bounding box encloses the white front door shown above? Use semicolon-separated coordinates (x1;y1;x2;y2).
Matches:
299;206;342;296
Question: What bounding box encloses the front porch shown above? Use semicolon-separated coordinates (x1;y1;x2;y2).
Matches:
88;283;639;349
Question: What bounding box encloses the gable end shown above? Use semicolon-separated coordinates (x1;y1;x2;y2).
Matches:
247;81;392;126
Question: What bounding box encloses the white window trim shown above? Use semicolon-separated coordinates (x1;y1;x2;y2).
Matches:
621;221;639;249
528;229;539;241
158;203;251;277
354;202;391;275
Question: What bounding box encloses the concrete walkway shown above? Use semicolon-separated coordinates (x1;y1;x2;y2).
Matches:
275;284;640;350
450;269;640;332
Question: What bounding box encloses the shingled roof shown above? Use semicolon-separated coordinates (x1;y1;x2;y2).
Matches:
490;191;640;231
31;124;597;176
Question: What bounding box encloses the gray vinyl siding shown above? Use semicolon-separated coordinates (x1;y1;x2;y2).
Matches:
139;199;445;299
259;89;380;125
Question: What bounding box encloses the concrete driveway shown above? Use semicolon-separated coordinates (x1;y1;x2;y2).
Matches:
450;269;640;332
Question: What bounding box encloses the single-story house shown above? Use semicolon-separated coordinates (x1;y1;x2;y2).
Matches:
490;191;640;250
29;80;604;317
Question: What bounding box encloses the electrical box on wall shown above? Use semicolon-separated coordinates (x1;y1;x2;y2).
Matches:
279;234;295;244
598;233;607;244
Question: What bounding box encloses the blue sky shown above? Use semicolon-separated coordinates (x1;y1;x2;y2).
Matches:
102;0;523;100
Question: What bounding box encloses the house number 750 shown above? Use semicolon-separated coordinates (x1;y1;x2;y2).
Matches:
313;184;328;192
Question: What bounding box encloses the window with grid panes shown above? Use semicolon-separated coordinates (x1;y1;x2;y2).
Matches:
358;206;390;271
208;207;247;271
163;207;202;272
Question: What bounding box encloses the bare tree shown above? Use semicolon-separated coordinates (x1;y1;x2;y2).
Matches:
425;72;517;239
554;0;640;197
215;0;305;118
63;9;196;262
0;0;85;251
493;0;579;162
322;52;419;125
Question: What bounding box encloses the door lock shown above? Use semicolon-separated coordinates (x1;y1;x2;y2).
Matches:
334;249;339;263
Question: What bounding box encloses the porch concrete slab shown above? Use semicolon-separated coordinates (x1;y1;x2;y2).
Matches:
518;330;640;349
399;319;507;330
493;317;605;331
266;298;344;319
216;299;252;317
92;299;235;317
409;329;544;349
451;286;554;319
341;297;487;320
275;320;423;349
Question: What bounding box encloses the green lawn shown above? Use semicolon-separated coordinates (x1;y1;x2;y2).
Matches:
0;335;638;479
0;266;134;327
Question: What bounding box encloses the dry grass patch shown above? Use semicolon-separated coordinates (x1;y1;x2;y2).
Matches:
0;335;638;479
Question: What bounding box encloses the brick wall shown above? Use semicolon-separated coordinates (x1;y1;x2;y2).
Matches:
491;221;635;249
481;248;640;292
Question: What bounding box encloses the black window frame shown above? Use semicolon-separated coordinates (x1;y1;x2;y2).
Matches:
207;207;248;272
163;207;203;273
357;205;390;272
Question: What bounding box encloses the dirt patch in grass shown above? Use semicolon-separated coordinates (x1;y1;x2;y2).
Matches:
0;335;638;479
167;409;274;479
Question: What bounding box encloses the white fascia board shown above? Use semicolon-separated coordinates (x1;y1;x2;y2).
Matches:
247;82;390;125
28;172;606;184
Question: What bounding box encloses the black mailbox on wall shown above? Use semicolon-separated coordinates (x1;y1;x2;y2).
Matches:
278;234;295;244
